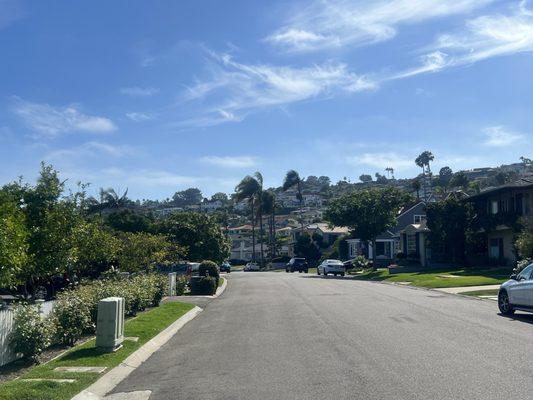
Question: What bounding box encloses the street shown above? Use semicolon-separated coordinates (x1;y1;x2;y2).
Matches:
112;272;533;400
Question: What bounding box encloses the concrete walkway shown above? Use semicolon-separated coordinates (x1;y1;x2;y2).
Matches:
434;284;501;294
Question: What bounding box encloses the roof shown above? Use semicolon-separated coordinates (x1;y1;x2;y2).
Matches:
465;178;533;201
400;220;430;234
315;223;350;234
228;224;253;231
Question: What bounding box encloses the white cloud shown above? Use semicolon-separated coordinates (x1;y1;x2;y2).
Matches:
200;155;258;168
389;51;451;80
179;51;375;126
126;112;153;122
345;152;414;171
120;86;159;97
45;141;135;162
13;99;116;137
420;4;533;70
266;0;492;52
483;126;526;147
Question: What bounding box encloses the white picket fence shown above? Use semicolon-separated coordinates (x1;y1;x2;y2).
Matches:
0;301;56;367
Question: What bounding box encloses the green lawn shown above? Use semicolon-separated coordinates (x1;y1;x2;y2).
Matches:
0;301;194;400
351;267;512;288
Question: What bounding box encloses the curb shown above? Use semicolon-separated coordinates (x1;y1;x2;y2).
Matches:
72;306;203;400
213;276;227;298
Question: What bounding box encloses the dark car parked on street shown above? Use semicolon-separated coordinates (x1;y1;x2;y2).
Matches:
286;257;308;273
220;262;231;273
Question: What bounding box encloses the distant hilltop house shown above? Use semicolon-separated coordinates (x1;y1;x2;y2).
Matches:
465;177;533;266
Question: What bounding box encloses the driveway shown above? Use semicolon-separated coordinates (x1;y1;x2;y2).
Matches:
112;271;533;400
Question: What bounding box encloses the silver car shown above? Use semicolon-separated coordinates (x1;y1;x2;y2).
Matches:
498;263;533;315
317;259;346;277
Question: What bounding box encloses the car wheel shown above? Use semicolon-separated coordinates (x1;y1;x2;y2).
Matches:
286;269;289;273
304;269;308;273
323;271;328;277
341;273;345;277
498;290;515;315
317;269;320;275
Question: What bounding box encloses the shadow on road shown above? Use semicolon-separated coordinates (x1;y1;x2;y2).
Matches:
498;312;533;325
298;275;357;281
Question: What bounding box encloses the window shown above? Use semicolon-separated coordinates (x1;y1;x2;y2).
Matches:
375;241;392;258
413;215;426;224
517;265;533;281
490;200;498;214
489;238;503;259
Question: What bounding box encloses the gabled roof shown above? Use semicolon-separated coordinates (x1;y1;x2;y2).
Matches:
465;178;533;201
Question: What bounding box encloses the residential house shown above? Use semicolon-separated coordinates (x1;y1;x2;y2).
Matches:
289;222;349;256
347;201;427;266
465;178;533;265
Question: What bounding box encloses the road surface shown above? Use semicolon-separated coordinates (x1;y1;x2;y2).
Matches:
112;272;533;400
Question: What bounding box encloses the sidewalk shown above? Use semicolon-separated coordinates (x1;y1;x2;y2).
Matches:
434;284;501;294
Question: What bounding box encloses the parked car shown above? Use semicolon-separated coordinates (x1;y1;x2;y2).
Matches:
186;262;201;277
285;257;308;273
317;259;346;277
498;263;533;315
220;262;231;273
244;262;260;272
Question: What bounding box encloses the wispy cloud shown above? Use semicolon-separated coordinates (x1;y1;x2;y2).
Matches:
179;51;375;126
45;141;135;162
126;112;153;122
482;125;526;147
266;0;492;53
397;3;533;79
120;86;159;97
345;152;414;171
12;98;116;137
200;155;258;168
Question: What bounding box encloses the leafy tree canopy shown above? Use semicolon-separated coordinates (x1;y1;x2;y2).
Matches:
172;188;203;207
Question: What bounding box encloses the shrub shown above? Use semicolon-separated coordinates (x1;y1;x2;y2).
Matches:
514;258;533;274
199;260;220;281
10;303;54;363
352;255;370;269
176;276;187;296
189;276;217;295
52;295;93;346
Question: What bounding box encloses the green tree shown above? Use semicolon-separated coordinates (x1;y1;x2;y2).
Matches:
450;171;469;189
157;212;229;263
359;174;373;183
325;187;409;263
172;188;203;207
0;190;29;288
438;166;453;188
106;209;154;233
210;192;229;203
116;232;177;273
294;233;321;265
71;219;121;277
411;179;421;200
426;198;475;264
517;217;533;259
283;170;304;229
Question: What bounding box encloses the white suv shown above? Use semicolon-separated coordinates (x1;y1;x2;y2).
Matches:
317;259;346;277
498;263;533;315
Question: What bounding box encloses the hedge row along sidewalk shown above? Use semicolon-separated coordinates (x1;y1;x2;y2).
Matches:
0;301;195;400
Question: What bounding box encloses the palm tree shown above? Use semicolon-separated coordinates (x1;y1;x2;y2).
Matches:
87;187;132;214
254;172;265;267
283;170;304;229
261;190;276;260
235;175;261;263
415;151;435;201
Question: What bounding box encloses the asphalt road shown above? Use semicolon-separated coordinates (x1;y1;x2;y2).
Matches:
112;272;533;400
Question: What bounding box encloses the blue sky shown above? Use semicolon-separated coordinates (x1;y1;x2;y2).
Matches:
1;0;532;199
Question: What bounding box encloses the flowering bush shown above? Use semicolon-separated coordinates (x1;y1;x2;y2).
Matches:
10;303;54;363
176;276;187;296
52;295;93;346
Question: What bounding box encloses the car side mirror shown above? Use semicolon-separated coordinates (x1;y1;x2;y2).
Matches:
510;274;518;280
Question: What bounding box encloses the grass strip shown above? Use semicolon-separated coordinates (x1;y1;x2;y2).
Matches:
0;301;194;400
351;267;511;288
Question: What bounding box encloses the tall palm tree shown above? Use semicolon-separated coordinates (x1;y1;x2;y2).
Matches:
253;172;265;267
235;176;261;263
87;187;131;214
283;170;304;229
415;151;435;201
261;190;276;260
